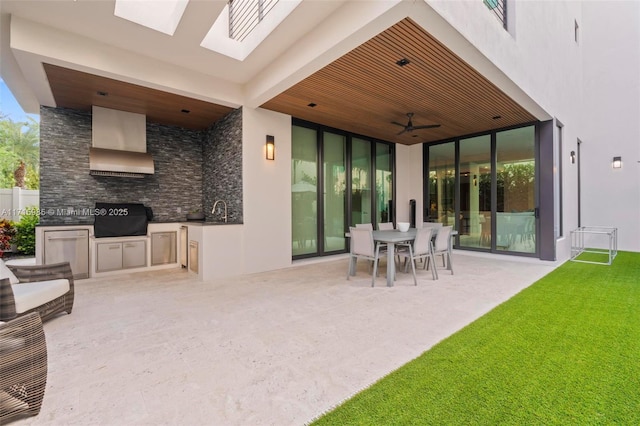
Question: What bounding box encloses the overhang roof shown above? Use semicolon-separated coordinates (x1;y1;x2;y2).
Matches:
0;0;548;143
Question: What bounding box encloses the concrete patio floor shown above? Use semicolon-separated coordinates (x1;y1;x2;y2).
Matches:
15;252;557;425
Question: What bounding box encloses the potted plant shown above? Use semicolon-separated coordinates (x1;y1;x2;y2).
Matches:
0;219;17;258
186;209;205;221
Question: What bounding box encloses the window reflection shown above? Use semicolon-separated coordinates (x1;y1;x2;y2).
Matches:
351;138;371;226
376;142;393;224
496;126;536;254
426;124;537;255
323;132;346;252
428;142;456;228
459;135;491;248
292;126;317;256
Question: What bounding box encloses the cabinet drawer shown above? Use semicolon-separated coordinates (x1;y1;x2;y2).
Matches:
123;240;146;269
97;239;146;272
97;243;123;272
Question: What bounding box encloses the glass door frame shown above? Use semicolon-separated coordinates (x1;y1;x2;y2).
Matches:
423;121;540;258
292;119;396;260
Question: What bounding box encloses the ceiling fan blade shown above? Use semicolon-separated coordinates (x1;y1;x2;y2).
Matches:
411;124;441;130
391;113;438;136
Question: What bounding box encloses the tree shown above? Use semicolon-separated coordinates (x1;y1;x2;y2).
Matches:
0;146;19;188
0;116;39;189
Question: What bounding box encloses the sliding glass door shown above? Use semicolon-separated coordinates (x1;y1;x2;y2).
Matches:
376;143;393;224
459;135;491;249
351;138;372;226
427;142;455;227
292;126;318;256
292;122;394;259
496;127;536;254
323;132;347;252
425;124;538;256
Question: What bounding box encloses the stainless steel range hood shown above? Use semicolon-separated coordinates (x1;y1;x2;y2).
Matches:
89;148;154;178
90;106;154;178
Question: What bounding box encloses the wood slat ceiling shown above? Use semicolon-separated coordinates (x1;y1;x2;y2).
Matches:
44;63;234;130
42;18;535;140
261;18;536;145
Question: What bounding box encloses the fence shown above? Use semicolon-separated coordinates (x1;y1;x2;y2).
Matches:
0;187;40;222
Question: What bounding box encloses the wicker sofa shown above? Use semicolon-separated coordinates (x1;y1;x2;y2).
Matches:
0;312;48;422
0;260;74;323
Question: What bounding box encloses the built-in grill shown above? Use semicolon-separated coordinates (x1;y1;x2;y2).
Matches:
93;202;153;238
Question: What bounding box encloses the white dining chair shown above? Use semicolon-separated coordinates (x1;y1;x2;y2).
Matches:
347;226;382;287
414;222;442;266
356;222;388;259
377;221;399;264
396;227;437;284
429;225;454;277
355;223;373;230
355;223;376;250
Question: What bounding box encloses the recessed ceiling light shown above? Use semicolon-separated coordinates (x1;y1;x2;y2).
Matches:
97;91;108;97
396;58;410;67
492;115;502;120
181;109;191;114
307;103;317;108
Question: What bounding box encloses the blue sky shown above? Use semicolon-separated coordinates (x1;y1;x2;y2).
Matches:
0;77;40;123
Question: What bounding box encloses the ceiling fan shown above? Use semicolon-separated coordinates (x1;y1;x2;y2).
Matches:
391;112;441;135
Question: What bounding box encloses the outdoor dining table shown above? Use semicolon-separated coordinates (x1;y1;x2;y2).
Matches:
348;227;457;287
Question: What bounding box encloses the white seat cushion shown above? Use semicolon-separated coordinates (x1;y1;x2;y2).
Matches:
11;279;70;314
0;259;19;284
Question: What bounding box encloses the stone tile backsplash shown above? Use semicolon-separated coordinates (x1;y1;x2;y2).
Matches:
39;106;243;225
203;107;243;223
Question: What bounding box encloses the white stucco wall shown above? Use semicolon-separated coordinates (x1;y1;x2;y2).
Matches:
243;1;640;264
192;1;640;261
413;0;582;259
422;0;639;256
395;144;424;225
580;1;640;252
242;107;293;273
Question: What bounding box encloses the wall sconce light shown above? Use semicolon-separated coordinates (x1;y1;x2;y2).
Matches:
570;151;576;164
266;135;275;160
473;174;477;187
612;156;622;169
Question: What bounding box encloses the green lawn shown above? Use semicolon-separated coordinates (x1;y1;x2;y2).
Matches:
313;251;640;425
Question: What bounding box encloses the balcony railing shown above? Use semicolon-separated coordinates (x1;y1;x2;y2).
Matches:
483;0;507;29
229;0;279;42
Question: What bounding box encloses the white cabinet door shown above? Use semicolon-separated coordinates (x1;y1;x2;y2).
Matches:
151;232;176;265
122;240;146;269
97;243;123;272
44;229;89;279
189;240;198;273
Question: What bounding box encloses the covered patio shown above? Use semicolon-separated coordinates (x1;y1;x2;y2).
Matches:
17;253;555;425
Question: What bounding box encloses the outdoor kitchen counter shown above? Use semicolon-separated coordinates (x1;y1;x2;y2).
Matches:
36;222;245;280
182;222;243;281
